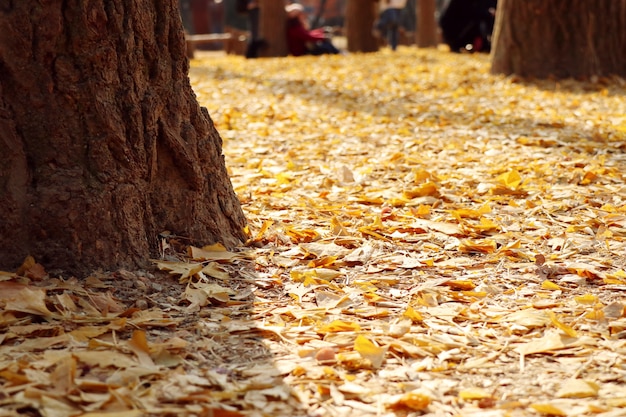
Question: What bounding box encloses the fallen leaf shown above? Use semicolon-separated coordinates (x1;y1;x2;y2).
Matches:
354;335;387;368
556;379;599;398
388;390;431;411
530;403;567;416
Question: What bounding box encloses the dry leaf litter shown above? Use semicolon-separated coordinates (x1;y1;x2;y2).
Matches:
2;48;626;417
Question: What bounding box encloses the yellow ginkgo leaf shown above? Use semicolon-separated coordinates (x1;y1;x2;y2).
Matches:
153;261;203;282
541;280;561;291
496;169;522;189
556;379;599;398
475;217;499;231
459;239;497;254
403;182;439;199
459;388;491;400
389;391;431;411
403;306;423;323
530;403;566;416
200;262;230;281
548;311;578;337
318;320;361;333
188;246;247;262
201;242;227;252
354;335;387;368
574;294;598;305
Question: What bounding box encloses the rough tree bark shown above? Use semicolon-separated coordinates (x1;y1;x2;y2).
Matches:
416;0;438;47
259;0;288;57
0;0;248;275
491;0;626;78
345;0;379;53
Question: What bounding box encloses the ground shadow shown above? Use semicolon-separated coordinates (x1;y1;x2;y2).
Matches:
0;258;311;417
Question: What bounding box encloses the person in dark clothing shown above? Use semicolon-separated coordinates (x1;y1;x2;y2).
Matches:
242;0;265;58
374;0;407;51
179;0;194;34
439;0;497;53
285;3;340;56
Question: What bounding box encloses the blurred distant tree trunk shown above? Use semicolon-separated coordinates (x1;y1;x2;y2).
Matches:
345;0;379;52
416;0;438;47
491;0;626;78
190;0;210;33
0;0;247;276
259;0;288;57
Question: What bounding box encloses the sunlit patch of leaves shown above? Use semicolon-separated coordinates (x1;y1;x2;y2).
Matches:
190;47;626;416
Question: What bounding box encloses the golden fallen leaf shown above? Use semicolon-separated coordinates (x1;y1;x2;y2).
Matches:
403;306;423;323
188;245;249;261
556;379;599;399
548;311;578;337
459;387;492;400
496;169;523;189
128;330;155;367
200;262;231;281
574;293;598;305
530;403;567;416
515;330;597;356
458;238;497;254
541;280;562;290
319;320;361;333
388;390;431;411
403;182;440;198
354;335;387;369
154;260;203;282
4;286;54;317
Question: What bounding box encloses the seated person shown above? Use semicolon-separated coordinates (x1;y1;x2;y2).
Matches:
285;3;340;56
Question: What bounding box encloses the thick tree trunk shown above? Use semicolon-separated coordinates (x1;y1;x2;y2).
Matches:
259;0;288;57
416;0;438;47
191;0;210;34
491;0;626;78
346;0;379;53
0;0;247;276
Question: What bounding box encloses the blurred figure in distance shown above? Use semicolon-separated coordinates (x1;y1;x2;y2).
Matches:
439;0;497;53
374;0;408;51
285;3;340;56
238;0;265;58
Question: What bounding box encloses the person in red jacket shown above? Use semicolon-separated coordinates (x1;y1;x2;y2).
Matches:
285;3;340;56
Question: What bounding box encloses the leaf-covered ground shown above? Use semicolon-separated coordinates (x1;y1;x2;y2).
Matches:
2;47;626;417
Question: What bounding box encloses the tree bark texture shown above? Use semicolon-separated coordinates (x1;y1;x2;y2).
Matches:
259;0;288;57
345;0;379;53
0;0;247;275
491;0;626;78
416;0;438;47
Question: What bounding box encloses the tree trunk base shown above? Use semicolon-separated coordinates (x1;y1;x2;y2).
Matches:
0;0;247;276
491;0;626;78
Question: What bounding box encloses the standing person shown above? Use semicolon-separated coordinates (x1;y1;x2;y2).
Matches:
208;0;224;34
374;0;407;51
285;3;340;56
178;0;194;34
239;0;263;58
